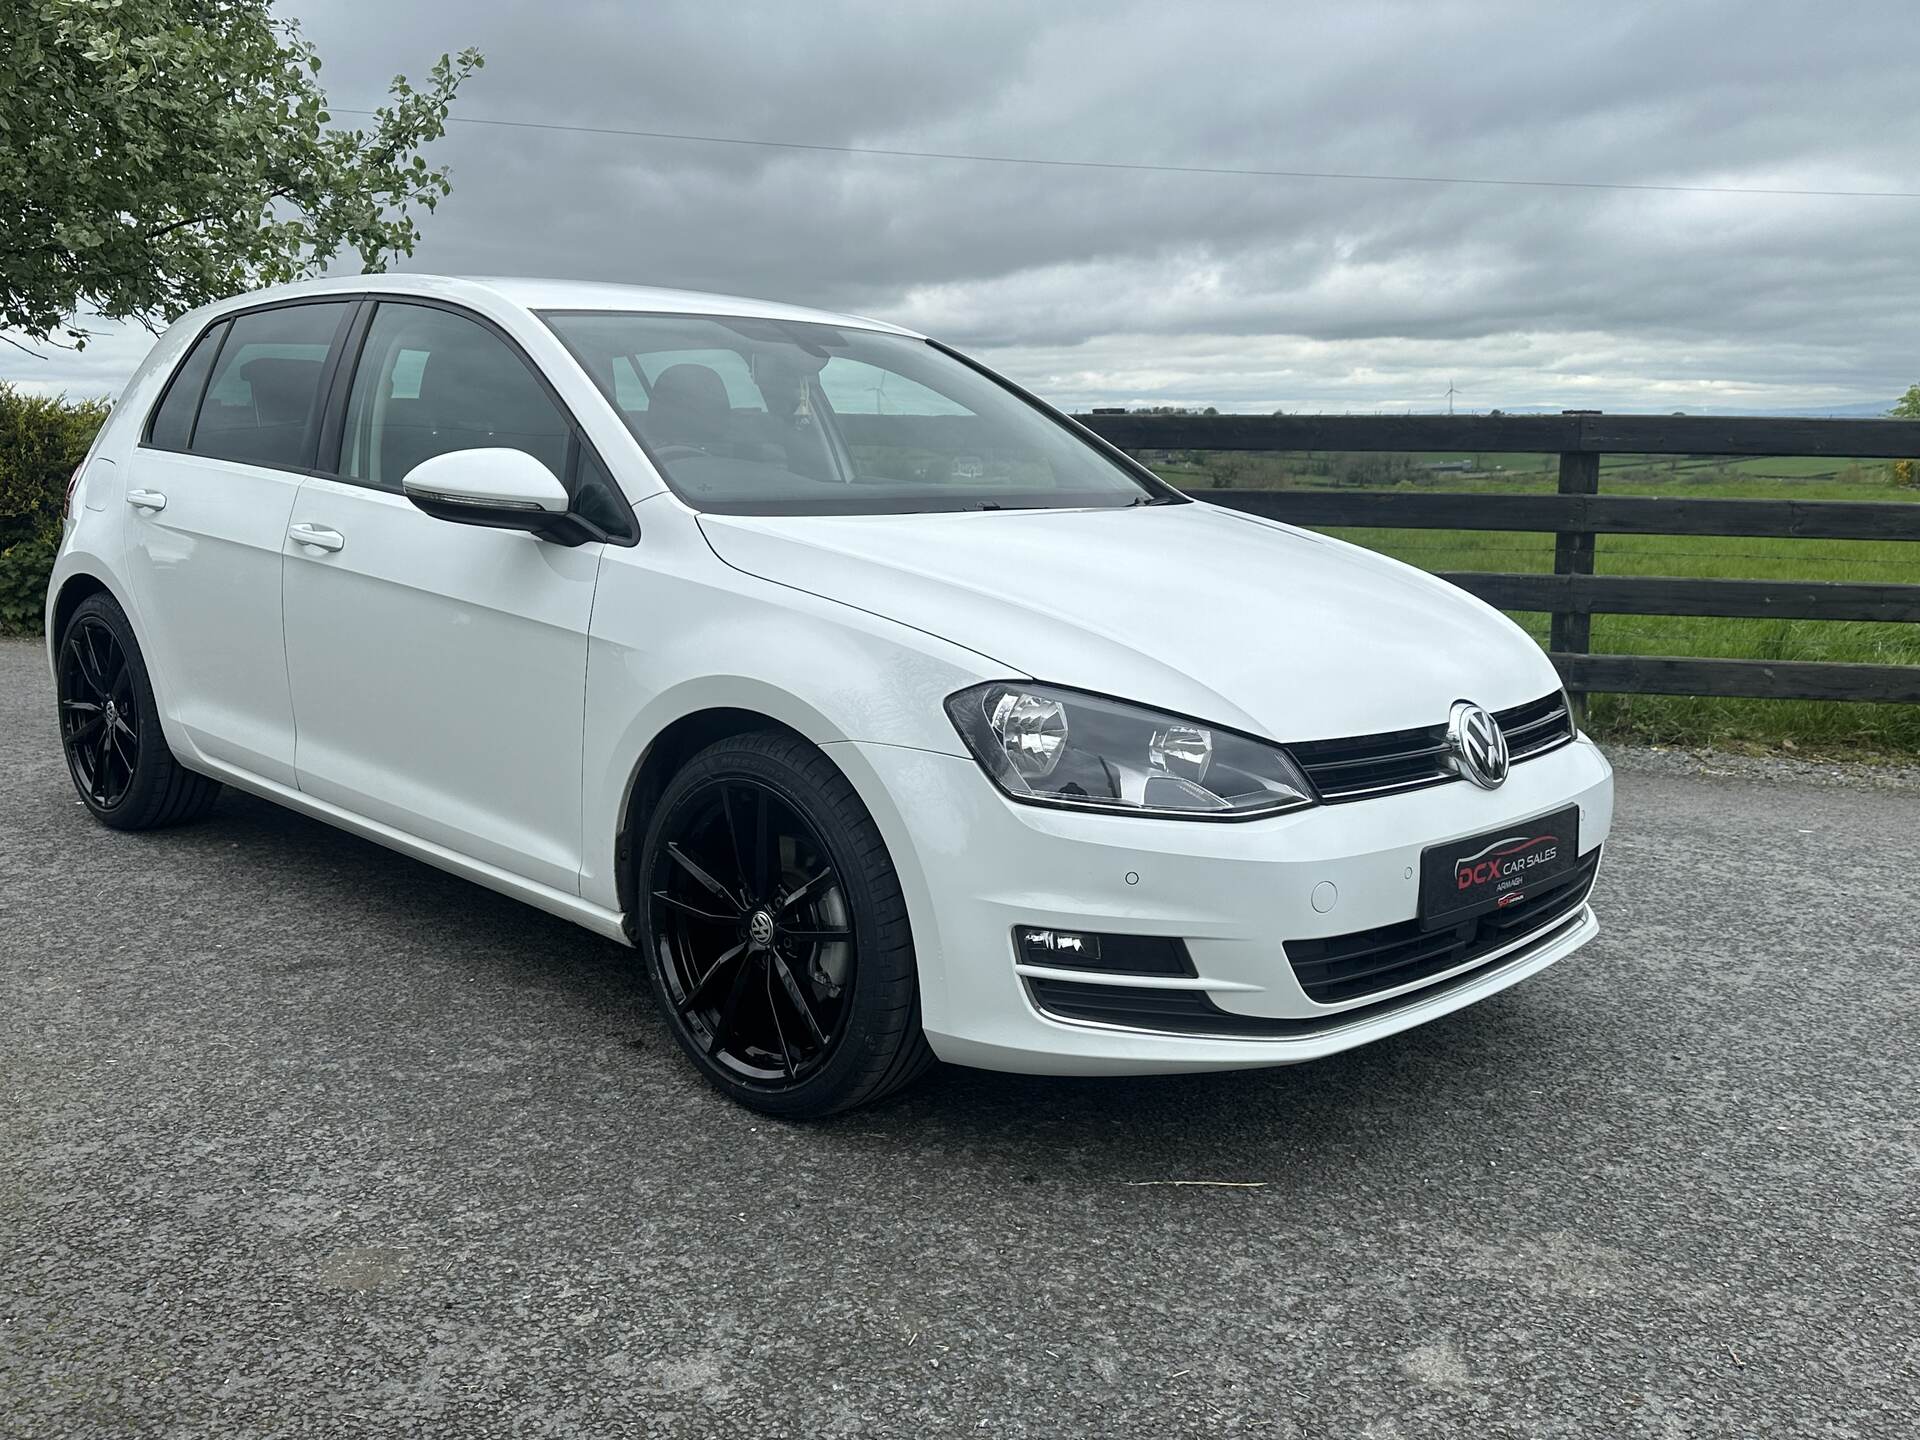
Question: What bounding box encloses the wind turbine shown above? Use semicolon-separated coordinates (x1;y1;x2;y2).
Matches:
1445;380;1459;416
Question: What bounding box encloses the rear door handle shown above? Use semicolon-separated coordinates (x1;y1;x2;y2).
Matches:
126;489;167;513
289;522;346;553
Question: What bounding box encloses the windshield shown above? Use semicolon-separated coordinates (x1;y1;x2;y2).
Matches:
540;311;1168;515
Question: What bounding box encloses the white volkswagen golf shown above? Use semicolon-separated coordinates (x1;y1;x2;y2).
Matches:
47;275;1612;1116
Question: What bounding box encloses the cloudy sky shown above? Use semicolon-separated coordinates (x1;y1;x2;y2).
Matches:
14;0;1920;413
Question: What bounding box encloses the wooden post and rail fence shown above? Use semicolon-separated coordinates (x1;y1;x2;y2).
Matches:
1074;412;1920;713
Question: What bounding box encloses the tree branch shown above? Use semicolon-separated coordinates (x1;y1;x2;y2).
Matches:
145;214;218;241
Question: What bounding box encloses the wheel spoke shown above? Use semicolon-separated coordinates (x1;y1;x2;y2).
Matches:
770;953;828;1047
90;630;116;698
707;950;758;1057
751;786;771;902
91;727;111;799
779;926;850;943
719;784;752;900
667;842;743;912
680;940;748;1013
776;868;835;913
67;716;104;747
74;632;107;699
652;889;737;926
765;965;796;1079
61;699;102;717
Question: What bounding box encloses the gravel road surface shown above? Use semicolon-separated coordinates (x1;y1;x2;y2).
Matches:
3;638;1915;1438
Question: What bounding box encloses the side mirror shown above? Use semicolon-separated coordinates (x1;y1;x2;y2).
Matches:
402;448;606;546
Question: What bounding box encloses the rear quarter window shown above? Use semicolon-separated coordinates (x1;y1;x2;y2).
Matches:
145;322;227;451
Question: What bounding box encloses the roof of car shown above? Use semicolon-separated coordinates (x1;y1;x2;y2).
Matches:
204;272;922;338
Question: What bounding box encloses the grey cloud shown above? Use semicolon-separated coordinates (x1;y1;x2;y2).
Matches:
12;0;1920;411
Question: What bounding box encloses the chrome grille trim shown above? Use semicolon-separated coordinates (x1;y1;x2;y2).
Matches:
1289;691;1576;803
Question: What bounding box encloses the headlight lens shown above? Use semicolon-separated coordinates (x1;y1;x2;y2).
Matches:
945;683;1316;819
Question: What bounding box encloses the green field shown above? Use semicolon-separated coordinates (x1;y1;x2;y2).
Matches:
1147;452;1920;754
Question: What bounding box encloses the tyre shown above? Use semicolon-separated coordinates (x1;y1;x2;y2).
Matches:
56;592;222;830
639;730;933;1118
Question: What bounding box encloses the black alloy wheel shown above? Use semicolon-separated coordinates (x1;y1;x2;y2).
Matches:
640;731;932;1116
54;592;223;830
58;613;139;811
650;774;854;1084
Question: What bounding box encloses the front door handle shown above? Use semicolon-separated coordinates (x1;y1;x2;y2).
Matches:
289;522;346;553
126;489;167;513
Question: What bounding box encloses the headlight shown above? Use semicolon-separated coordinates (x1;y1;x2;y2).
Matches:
945;682;1316;820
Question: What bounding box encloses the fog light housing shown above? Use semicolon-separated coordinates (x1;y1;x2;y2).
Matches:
1014;927;1194;976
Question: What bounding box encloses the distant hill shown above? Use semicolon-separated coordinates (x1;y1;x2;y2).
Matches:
1470;401;1899;419
1087;401;1903;418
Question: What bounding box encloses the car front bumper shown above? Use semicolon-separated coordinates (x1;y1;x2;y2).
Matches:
839;734;1614;1076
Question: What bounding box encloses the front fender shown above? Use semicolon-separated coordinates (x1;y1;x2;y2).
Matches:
577;501;1011;912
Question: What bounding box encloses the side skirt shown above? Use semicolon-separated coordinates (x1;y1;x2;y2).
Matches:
188;755;634;946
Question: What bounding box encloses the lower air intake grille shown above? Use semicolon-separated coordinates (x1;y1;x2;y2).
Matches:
1025;979;1226;1030
1285;849;1601;1004
1288;691;1576;802
1023;859;1597;1040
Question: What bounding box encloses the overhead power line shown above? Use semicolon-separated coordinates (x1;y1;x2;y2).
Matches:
332;107;1920;200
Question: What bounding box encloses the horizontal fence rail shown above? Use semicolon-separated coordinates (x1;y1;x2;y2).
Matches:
1080;411;1920;458
1437;572;1920;623
1552;655;1920;704
1075;412;1920;709
1191;489;1920;542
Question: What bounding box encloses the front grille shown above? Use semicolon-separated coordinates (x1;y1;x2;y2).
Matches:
1285;849;1600;1004
1496;692;1579;762
1289;691;1575;802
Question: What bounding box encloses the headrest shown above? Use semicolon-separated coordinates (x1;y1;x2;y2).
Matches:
650;363;731;416
238;357;320;425
413;341;556;431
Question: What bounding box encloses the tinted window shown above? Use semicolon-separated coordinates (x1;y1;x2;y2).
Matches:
147;321;226;450
191;303;350;469
341;302;571;490
542;311;1158;516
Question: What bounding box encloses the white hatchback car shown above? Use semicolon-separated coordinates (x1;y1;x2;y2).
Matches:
48;275;1612;1116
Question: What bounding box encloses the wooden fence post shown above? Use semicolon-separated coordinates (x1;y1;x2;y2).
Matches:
1553;412;1602;723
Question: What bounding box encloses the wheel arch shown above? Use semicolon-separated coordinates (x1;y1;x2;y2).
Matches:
606;701;943;1012
49;571;112;649
613;706;814;937
46;565;194;759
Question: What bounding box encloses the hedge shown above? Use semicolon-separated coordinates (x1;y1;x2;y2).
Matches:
0;384;109;634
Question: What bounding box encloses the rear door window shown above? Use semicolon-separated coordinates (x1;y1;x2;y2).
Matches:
190;302;352;470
